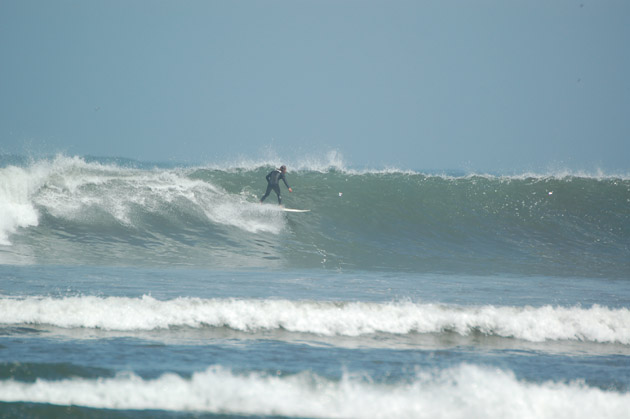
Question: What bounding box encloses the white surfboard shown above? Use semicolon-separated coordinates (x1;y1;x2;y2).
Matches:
282;208;310;213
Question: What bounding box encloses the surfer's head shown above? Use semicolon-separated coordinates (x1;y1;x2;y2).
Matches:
280;165;287;173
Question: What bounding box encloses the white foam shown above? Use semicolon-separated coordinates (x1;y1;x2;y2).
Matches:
0;155;129;243
199;192;285;234
0;162;50;245
0;154;285;243
0;364;627;418
2;296;629;345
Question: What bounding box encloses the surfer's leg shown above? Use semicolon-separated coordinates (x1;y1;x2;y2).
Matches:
273;185;282;204
260;184;273;202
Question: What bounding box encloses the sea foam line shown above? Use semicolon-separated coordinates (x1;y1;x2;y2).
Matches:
1;296;629;344
0;364;628;418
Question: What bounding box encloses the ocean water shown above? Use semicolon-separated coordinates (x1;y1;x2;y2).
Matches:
1;154;629;418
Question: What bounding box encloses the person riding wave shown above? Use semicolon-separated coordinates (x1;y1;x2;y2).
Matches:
260;165;292;205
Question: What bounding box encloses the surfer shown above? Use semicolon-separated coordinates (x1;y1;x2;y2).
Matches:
260;165;292;205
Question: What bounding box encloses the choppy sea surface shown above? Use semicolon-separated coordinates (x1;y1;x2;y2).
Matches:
1;154;629;418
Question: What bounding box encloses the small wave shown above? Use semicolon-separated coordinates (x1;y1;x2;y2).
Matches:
2;296;628;344
0;364;628;418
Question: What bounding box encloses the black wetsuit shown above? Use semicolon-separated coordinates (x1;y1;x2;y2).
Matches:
260;169;290;204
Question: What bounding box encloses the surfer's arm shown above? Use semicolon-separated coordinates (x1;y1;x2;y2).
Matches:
281;175;291;190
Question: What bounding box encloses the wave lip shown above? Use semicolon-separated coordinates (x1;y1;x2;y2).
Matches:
2;296;629;345
1;364;628;418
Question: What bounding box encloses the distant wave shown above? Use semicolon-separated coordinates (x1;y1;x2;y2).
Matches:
1;363;628;418
2;296;629;344
1;155;629;277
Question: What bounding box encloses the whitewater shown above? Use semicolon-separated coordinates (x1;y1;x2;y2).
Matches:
2;296;629;344
1;154;629;418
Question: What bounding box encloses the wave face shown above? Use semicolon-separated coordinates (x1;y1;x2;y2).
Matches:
1;155;629;277
2;295;629;344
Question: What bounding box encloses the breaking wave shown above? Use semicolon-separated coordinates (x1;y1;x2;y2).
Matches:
1;364;628;418
1;154;629;276
2;295;629;344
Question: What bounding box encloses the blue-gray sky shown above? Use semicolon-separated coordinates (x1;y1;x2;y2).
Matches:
1;0;629;172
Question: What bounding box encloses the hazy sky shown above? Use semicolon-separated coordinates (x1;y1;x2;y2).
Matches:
1;0;629;172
